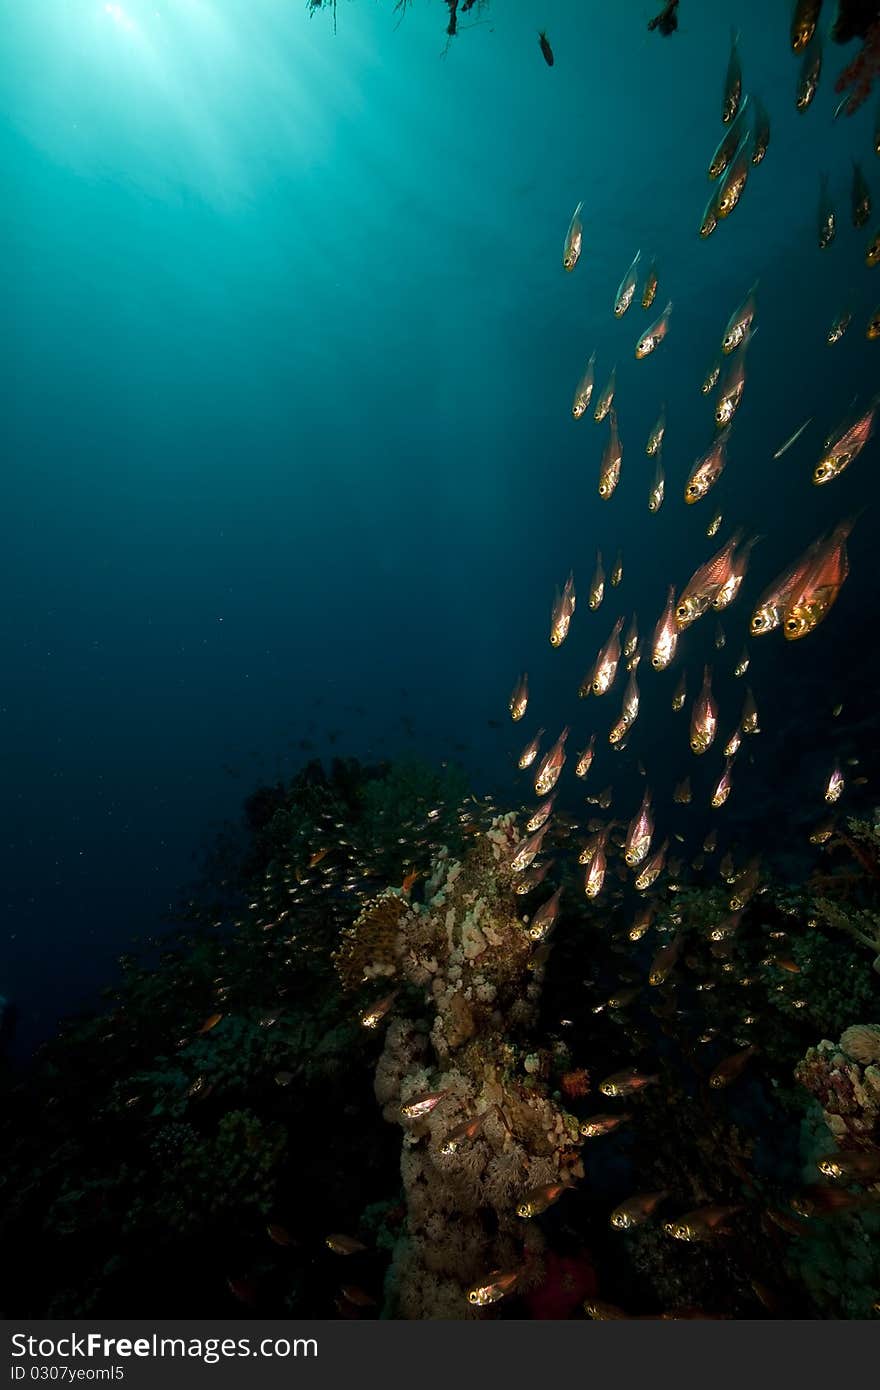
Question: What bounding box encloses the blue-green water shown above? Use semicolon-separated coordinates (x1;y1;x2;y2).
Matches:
2;0;878;1051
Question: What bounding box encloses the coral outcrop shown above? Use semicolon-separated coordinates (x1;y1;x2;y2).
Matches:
337;815;582;1317
795;1026;880;1152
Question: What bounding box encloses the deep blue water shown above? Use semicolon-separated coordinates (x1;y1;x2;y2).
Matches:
3;0;879;1053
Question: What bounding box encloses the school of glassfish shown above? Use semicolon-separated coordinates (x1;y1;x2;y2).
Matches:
460;12;879;1313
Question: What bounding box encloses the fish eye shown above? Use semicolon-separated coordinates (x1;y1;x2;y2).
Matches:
676;605;688;621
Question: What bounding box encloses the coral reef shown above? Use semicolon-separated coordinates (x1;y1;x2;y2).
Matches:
795;1027;880;1151
787;1024;880;1317
340;817;583;1317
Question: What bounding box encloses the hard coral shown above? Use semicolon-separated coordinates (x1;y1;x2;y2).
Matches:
375;816;583;1318
795;1028;880;1150
333;892;407;992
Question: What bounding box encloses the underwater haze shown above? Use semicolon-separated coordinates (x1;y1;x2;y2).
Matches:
4;0;878;1050
4;0;880;1325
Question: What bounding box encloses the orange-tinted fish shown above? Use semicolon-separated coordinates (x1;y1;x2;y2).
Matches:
635;301;673;359
824;761;844;804
710;758;735;808
598;408;623;498
751;94;770;164
646;403;666;456
467;1268;522;1306
624;788;654;867
740;687;759;734
514;858;554;895
722;281;758;353
590;549;606;610
518;728;544;770
649;933;682;986
690;666;718;754
791;0;821;52
583;616;624;697
715;334;753;426
526;793;555;832
629;901;655;940
750;542;821;635
673;776;692;804
325;1233;368;1255
623;614;639;660
563;201;583;271
796;35;822;112
594;365;616;421
440;1112;487;1156
651;585;678;670
648;452;665;512
827;308;852;345
717;134;752;217
527;885;563;943
783;518;854;640
401;1088;450;1120
817;172;836;249
817;1150;880;1181
713;533;760;611
517;1180;574;1219
580;1111;632;1138
509;672;529;721
599;1068;659;1097
610;1191;668;1230
672;671;687;712
572;350;597;419
709;96;750;179
709;909;742;942
814;400;876;485
614;249;642;317
665;1205;742;1241
642;257;659;309
791;1185;879;1219
685;429;730;503
535;726;570;795
676;532;743;628
584;829;609;898
550;572;576;646
575;735;596;779
583;1298;630;1319
635;837;668;891
197;1012;224;1034
729;858;760;910
709;1044;756;1089
511;821;551;873
722;28;742;123
361;991;398;1029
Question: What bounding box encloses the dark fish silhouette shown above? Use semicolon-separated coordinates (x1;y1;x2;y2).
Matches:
538;31;554;66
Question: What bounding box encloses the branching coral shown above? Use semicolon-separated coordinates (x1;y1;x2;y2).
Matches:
834;16;880;113
345;816;583;1317
808;813;880;970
